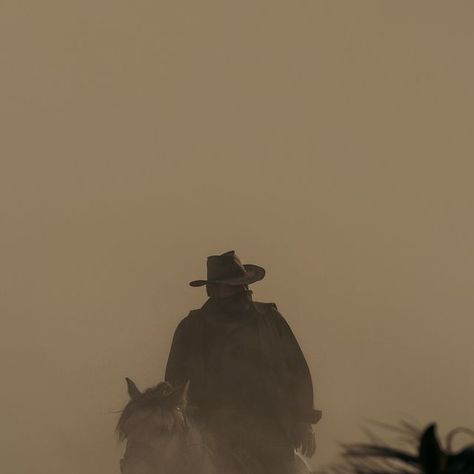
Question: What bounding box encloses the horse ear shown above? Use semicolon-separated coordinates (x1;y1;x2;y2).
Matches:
125;377;141;400
419;424;445;474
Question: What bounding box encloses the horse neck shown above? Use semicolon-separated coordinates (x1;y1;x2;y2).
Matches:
177;423;217;474
121;422;217;474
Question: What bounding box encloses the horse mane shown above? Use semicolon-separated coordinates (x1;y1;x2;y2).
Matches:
336;444;420;474
116;381;181;441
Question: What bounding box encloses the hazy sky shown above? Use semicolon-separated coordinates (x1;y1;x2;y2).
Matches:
2;2;474;473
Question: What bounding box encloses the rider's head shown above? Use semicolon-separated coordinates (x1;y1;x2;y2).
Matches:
206;283;249;298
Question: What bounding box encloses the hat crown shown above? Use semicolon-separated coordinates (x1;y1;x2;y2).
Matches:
207;251;246;281
189;250;265;287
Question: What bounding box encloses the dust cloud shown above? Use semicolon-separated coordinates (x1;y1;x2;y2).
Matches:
1;2;474;473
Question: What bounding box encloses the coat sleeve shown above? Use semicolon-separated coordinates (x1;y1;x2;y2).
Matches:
164;317;189;387
272;305;320;424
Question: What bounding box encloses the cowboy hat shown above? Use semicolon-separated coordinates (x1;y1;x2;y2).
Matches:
189;250;265;287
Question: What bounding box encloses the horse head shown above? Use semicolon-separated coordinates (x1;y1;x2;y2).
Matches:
117;378;191;474
419;424;474;474
326;422;474;474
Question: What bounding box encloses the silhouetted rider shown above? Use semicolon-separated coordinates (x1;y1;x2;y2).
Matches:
165;251;321;474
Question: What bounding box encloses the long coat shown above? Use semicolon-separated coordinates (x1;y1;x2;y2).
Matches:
165;293;319;440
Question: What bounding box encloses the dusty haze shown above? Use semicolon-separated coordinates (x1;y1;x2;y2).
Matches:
1;2;474;473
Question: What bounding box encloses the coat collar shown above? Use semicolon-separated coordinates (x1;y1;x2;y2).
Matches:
200;290;254;314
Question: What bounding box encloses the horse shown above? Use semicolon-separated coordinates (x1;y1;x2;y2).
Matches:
321;422;474;474
116;378;313;474
117;378;216;474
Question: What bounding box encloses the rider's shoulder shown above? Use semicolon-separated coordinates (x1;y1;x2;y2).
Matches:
180;309;201;322
174;309;201;329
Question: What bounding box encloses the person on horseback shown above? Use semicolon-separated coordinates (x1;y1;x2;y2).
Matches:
165;250;321;474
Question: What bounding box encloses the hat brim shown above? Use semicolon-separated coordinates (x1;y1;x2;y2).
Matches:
189;264;265;287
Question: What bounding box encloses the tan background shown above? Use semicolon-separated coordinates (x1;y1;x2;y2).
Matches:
1;2;474;473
